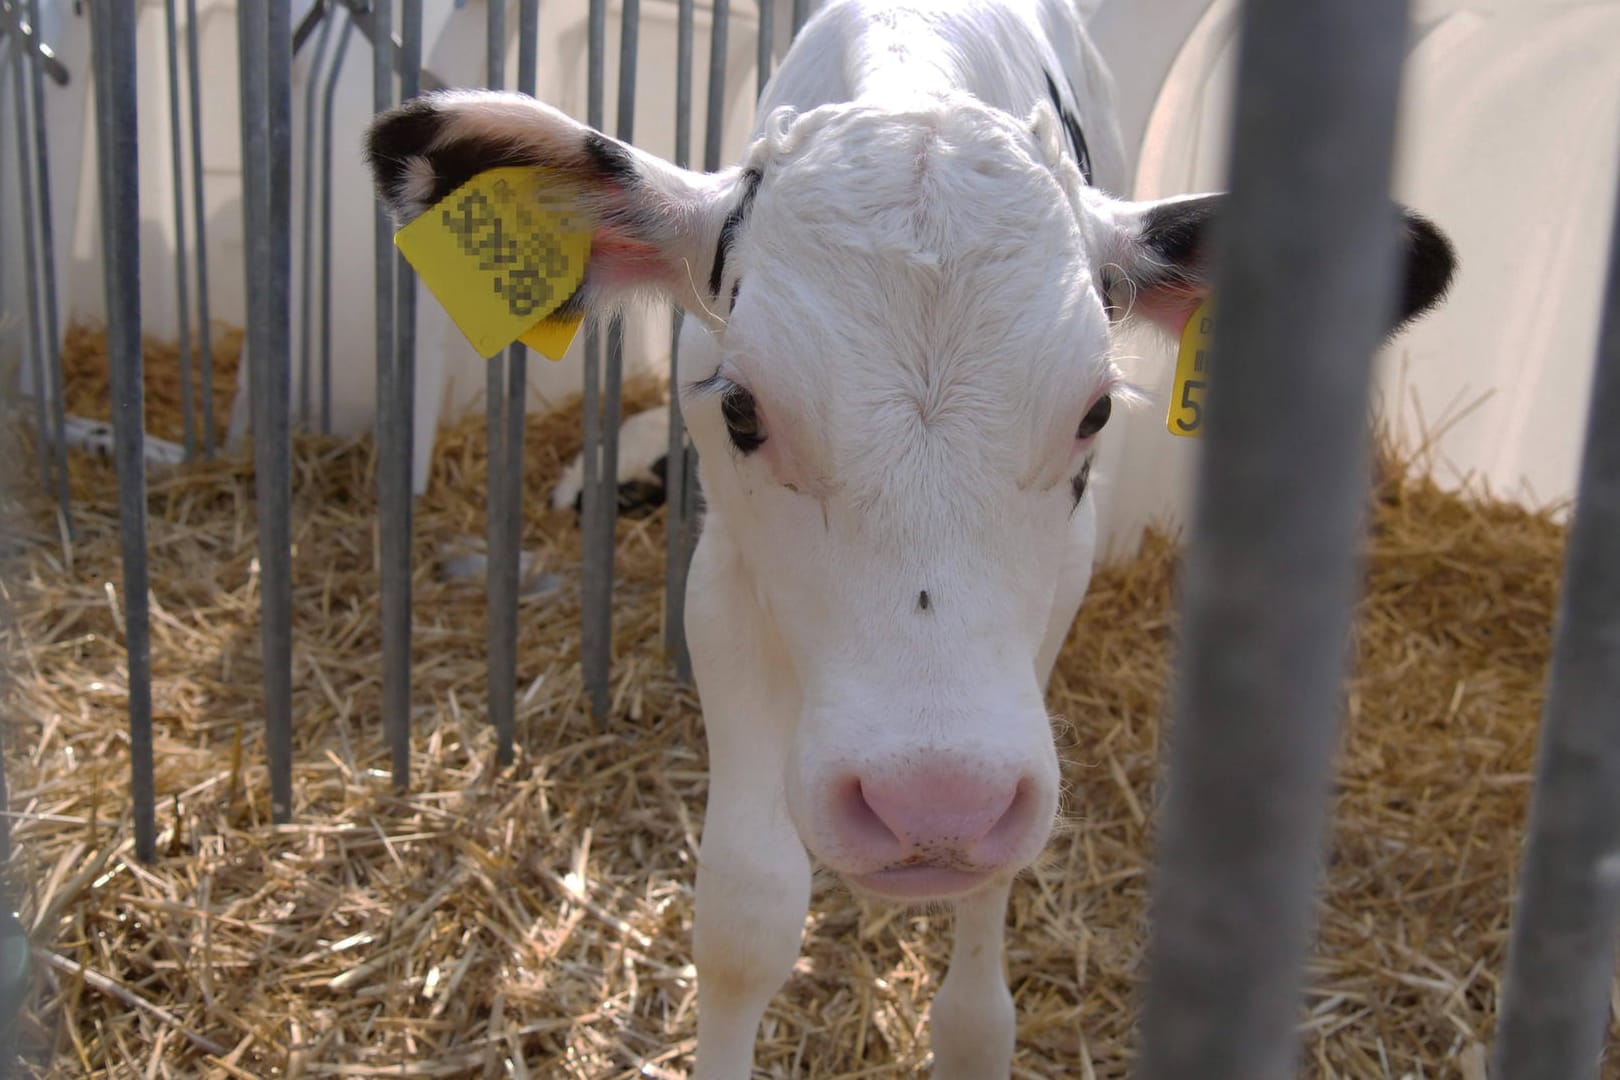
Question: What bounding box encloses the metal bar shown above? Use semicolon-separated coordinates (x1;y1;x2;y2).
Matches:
318;11;353;435
341;0;446;93
756;0;773;98
23;0;71;536
298;8;336;429
494;0;537;760
1132;4;1414;1079
10;21;53;502
664;0;695;675
185;0;217;454
1490;160;1620;1080
704;0;728;173
481;0;517;766
376;0;422;789
580;0;638;724
89;0;155;864
164;0;197;459
369;0;412;790
0;0;68;86
292;0;327;54
579;0;611;722
238;0;297;824
792;0;811;38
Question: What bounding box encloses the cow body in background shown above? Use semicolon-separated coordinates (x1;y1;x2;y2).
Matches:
364;2;1455;1074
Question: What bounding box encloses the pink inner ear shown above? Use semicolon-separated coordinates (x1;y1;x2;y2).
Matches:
1131;280;1210;339
588;228;670;290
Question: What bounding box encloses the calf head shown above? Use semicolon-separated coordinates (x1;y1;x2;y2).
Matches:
366;90;1455;900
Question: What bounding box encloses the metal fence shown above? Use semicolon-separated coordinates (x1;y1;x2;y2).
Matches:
4;0;1618;1075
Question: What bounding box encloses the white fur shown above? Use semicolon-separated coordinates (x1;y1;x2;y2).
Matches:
390;3;1177;1076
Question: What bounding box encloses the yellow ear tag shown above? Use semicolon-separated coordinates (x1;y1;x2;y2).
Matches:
393;165;593;361
1167;299;1213;438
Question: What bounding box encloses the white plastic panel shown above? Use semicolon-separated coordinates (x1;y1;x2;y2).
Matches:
1098;0;1620;559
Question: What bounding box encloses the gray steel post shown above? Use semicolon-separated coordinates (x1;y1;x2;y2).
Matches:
89;0;156;863
163;0;197;459
1490;151;1620;1080
703;0;728;173
579;0;611;721
1132;4;1415;1079
298;8;336;429
318;10;353;435
185;0;217;453
663;0;695;677
23;0;71;534
792;0;810;38
10;26;53;503
756;0;773;97
238;0;297;824
369;0;412;790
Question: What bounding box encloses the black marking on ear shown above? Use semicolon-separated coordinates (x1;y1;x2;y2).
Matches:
364;97;449;206
1139;195;1220;276
708;168;763;299
1070;458;1093;510
582;130;639;184
1394;209;1457;332
1042;70;1093;185
918;590;931;612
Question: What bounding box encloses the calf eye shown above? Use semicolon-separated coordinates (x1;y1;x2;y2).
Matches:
721;385;765;453
1077;394;1112;439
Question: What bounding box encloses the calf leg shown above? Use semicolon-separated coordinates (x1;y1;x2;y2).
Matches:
929;878;1016;1080
686;528;812;1078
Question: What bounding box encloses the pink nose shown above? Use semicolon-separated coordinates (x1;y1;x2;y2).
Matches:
829;765;1040;871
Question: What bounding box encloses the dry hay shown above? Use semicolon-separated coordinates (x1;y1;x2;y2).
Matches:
1;329;1615;1079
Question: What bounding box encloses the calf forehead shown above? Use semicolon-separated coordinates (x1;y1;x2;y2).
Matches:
723;102;1109;486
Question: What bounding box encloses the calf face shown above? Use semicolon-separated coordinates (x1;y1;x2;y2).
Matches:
366;88;1454;901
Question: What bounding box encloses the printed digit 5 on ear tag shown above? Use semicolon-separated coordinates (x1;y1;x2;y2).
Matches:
1167;299;1213;438
394;166;593;361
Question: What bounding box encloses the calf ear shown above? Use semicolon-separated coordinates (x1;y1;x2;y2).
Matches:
364;90;740;321
1097;192;1457;339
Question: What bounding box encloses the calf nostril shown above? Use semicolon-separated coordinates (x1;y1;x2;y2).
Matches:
832;777;907;859
974;778;1037;864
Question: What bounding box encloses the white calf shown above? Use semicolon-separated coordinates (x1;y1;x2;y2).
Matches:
364;1;1455;1074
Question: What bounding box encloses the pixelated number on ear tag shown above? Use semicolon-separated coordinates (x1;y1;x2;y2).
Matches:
393;165;592;361
1167;299;1213;438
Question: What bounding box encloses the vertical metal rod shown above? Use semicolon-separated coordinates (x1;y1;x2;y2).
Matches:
297;8;335;430
756;0;773;98
1491;161;1620;1080
579;0;611;721
163;0;197;459
238;0;297;823
481;0;517;765
792;0;811;38
10;27;53;500
582;0;638;724
23;0;71;534
664;0;695;676
482;0;536;763
703;0;729;173
318;11;353;435
1132;4;1414;1079
369;0;411;790
90;0;156;863
184;0;217;454
377;0;422;790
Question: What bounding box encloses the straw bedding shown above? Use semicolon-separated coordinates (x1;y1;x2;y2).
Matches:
1;328;1613;1078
